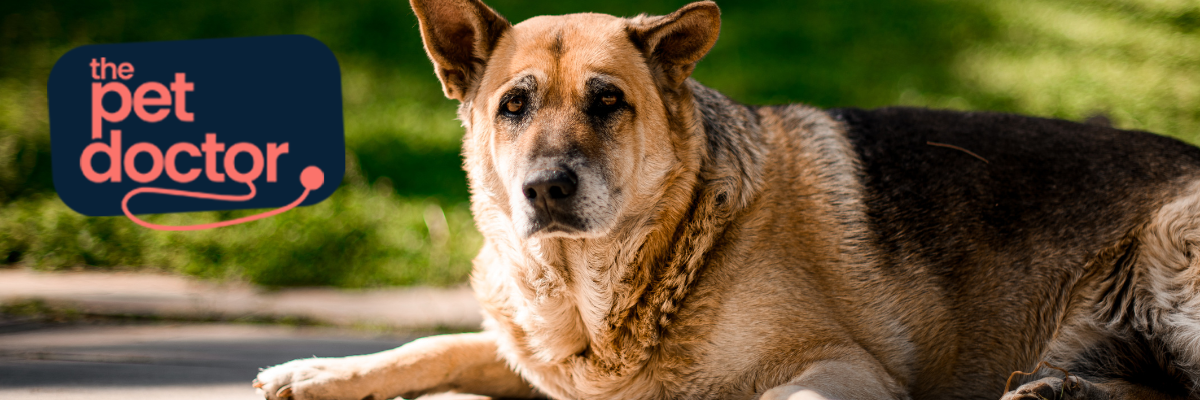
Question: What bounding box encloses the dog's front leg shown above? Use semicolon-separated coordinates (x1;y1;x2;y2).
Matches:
759;360;908;400
255;331;541;400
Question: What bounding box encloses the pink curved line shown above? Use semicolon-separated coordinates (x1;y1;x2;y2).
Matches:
121;182;311;231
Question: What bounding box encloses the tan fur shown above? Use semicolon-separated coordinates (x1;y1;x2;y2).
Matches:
1127;182;1200;384
256;2;1200;399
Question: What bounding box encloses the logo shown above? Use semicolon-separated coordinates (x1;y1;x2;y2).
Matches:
48;35;344;230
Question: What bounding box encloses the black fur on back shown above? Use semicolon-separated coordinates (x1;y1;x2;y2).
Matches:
830;106;1200;394
834;107;1200;271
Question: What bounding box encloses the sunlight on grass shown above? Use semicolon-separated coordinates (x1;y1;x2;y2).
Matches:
956;0;1200;141
341;61;465;151
0;184;479;287
0;77;52;203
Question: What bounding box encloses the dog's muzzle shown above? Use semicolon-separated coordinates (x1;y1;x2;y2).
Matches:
523;168;577;203
520;167;587;235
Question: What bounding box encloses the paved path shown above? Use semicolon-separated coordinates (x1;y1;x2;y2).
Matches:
0;323;486;400
0;269;482;330
0;269;493;399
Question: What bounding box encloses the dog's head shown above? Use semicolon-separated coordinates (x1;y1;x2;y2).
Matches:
411;0;720;240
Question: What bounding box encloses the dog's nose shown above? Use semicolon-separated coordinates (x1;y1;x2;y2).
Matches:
523;168;577;201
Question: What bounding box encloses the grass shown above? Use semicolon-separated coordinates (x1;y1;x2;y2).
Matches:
1;0;1198;287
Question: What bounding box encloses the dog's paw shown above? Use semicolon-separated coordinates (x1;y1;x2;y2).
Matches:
254;357;380;400
1001;376;1101;400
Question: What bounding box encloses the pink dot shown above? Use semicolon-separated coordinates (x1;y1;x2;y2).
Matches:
300;166;324;190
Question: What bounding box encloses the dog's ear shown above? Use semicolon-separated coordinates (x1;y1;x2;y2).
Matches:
410;0;510;101
629;1;721;89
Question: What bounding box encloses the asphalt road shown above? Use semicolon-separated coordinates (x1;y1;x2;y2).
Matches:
0;323;481;400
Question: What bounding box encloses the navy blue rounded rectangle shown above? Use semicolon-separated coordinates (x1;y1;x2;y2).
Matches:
48;35;344;217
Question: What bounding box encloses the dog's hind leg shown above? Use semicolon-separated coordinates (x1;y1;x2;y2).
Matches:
255;331;542;400
1003;376;1185;400
758;358;908;400
1003;334;1191;400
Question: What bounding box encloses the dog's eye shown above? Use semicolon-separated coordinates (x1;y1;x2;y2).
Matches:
505;97;525;114
590;91;624;115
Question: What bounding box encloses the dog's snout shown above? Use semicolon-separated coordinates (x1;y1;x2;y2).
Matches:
523;168;578;201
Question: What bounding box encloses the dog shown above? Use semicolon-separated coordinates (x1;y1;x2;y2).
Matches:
254;1;1200;399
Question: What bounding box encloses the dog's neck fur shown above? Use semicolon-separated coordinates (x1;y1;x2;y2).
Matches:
467;79;766;396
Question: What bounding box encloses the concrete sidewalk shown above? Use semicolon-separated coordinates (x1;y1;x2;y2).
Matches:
0;269;492;399
0;323;489;400
0;324;413;399
0;268;483;330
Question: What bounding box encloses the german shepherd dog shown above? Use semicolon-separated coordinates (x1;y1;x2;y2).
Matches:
255;1;1200;399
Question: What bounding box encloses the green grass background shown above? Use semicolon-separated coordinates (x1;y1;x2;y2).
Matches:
1;0;1198;287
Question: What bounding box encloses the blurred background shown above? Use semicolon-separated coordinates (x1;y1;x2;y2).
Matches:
2;0;1199;288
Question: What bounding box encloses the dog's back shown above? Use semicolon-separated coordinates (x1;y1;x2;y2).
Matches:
692;104;1200;398
839;107;1200;262
838;107;1200;397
